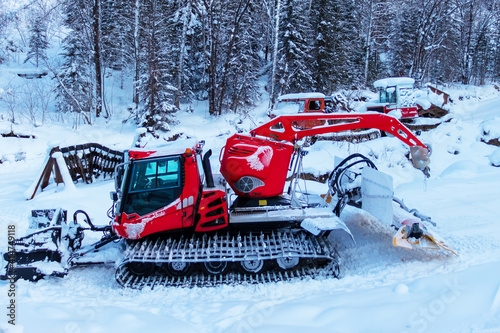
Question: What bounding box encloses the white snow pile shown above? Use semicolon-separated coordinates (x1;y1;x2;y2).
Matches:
480;117;500;144
1;79;500;333
489;148;500;167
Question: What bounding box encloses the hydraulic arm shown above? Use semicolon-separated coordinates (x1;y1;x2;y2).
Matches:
250;113;428;148
221;113;430;197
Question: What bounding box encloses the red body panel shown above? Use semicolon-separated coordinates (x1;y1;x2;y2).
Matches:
388;106;419;118
195;189;228;232
367;104;419;118
113;198;184;239
220;134;294;197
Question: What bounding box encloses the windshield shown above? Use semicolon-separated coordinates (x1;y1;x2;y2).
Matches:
274;100;305;115
129;158;180;192
380;87;397;104
122;157;183;216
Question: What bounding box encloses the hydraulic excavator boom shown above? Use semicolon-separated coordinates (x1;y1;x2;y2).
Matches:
221;113;430;198
251;113;427;148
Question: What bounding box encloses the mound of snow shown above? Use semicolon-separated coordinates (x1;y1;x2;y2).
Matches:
489;148;500;166
480;118;500;143
439;160;481;178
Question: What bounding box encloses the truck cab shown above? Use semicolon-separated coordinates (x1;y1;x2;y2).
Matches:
271;93;332;115
270;93;333;128
366;77;418;119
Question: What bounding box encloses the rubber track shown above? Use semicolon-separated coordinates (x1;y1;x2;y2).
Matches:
115;260;340;289
403;122;441;132
122;231;332;263
114;231;340;289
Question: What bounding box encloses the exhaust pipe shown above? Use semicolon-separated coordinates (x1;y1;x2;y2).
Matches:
203;150;215;188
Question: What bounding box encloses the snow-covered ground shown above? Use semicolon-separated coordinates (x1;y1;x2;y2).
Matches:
1;76;500;333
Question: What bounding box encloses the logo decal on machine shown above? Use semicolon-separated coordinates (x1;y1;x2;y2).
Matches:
246;146;273;171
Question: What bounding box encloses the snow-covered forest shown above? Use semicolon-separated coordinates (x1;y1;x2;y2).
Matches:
1;0;500;132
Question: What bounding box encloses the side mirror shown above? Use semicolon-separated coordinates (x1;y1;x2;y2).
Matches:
110;191;118;202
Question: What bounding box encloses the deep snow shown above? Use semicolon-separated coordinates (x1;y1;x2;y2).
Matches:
1;73;500;333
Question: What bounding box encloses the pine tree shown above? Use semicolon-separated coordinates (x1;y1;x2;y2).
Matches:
427;1;461;84
468;0;497;85
183;1;208;102
311;0;364;92
201;0;254;115
137;0;178;132
311;0;335;93
225;1;262;113
491;7;500;83
56;27;93;123
164;0;198;108
25;16;49;68
357;0;396;85
56;0;107;121
275;0;315;96
390;4;417;78
101;0;134;72
56;0;95;124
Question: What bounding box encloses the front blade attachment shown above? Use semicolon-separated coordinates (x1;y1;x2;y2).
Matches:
410;146;431;176
393;220;458;256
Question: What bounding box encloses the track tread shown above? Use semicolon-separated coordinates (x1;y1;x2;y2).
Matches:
115;231;340;289
115;260;340;289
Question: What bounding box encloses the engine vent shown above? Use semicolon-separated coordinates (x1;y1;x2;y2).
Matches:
228;145;257;156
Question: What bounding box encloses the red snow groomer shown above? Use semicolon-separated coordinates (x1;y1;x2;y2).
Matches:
2;113;455;288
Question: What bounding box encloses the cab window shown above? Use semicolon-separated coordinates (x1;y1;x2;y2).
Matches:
379;87;397;104
130;158;180;191
308;100;321;111
123;157;183;216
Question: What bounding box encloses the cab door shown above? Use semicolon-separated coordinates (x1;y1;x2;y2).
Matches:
118;156;185;238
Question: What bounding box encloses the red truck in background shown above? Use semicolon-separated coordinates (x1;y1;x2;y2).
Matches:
269;92;334;128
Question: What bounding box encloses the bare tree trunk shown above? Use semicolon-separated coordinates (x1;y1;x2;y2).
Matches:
462;1;474;84
217;0;252;115
363;0;373;86
176;1;191;109
270;0;281;109
93;0;103;118
133;0;140;117
204;0;218;116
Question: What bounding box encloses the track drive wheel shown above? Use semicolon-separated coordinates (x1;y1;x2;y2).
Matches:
164;261;193;277
127;262;155;276
275;255;300;270
238;257;266;274
203;261;229;275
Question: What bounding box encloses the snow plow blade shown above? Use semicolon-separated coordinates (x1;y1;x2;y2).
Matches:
0;244;68;281
1;208;116;281
410;145;431;175
393;220;458;256
360;164;456;256
0;264;67;282
0;209;74;281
